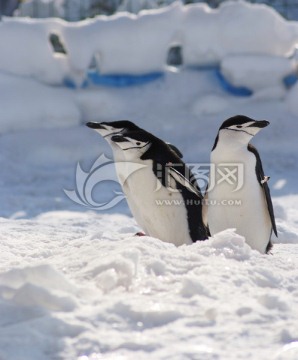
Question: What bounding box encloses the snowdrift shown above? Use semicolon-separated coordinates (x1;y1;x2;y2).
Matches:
1;1;298;86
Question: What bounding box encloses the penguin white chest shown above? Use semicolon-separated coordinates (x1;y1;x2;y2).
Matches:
208;145;271;253
121;160;192;246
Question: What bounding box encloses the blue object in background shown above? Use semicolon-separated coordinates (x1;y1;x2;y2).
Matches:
87;69;164;87
63;77;77;89
63;77;89;89
215;69;253;97
64;67;297;95
187;64;219;72
64;70;164;89
283;73;298;88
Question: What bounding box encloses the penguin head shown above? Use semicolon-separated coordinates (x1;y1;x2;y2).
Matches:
111;130;153;160
87;121;183;159
86;120;139;139
213;115;269;149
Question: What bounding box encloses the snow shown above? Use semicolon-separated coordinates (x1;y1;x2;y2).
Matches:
192;93;230;115
0;72;81;132
1;212;298;359
1;2;298;359
62;3;181;78
1;66;298;360
220;55;296;97
213;1;297;57
285;81;298;116
3;1;298;85
0;17;68;85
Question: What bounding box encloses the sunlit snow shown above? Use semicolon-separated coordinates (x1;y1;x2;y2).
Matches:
0;2;298;360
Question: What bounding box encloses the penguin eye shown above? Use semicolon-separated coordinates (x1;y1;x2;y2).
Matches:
236;125;243;128
136;142;141;146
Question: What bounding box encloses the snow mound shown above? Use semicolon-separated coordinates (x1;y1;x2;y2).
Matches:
0;263;84;360
0;264;77;311
275;342;298;360
182;1;297;66
192;228;253;260
62;2;182;78
0;17;68;85
221;55;295;96
0;264;76;293
2;1;298;85
216;1;296;57
208;229;253;260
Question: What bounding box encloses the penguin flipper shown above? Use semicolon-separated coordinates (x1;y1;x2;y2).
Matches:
261;176;270;184
168;167;201;197
166;143;183;159
248;144;278;238
169;166;209;240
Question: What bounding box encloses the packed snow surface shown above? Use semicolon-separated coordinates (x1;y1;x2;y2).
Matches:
1;2;298;360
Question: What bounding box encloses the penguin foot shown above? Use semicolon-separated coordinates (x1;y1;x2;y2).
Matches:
135;231;146;237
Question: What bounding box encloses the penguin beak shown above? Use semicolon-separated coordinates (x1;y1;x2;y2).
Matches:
86;122;117;139
247;120;270;128
86;122;106;130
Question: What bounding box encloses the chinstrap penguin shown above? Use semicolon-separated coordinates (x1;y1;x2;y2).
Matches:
108;128;209;245
86;121;184;237
207;115;277;254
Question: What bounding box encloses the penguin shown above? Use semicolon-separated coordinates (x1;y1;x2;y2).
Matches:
86;121;184;237
207;115;277;254
86;121;183;158
108;129;209;245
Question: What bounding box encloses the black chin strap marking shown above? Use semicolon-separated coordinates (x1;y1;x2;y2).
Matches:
226;128;254;136
122;142;150;151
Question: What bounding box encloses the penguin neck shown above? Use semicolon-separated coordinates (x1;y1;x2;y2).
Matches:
110;142;125;162
212;130;253;163
215;130;252;152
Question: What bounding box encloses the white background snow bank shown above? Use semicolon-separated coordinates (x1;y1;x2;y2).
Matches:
62;3;181;77
0;17;68;84
1;1;298;84
221;55;296;97
182;1;298;66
